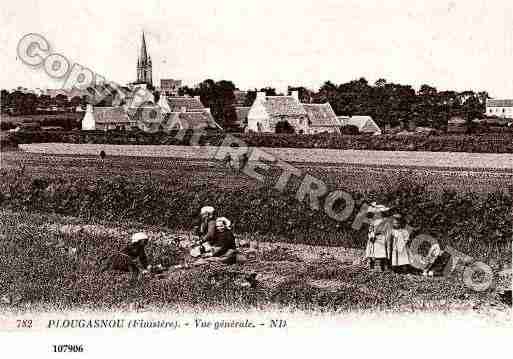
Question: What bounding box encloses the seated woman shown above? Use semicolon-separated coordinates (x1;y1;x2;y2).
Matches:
190;206;217;257
203;217;237;265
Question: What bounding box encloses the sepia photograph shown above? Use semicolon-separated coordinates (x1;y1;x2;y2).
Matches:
0;0;512;356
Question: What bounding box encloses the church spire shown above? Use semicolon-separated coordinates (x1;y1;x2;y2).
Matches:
136;31;152;86
140;31;148;64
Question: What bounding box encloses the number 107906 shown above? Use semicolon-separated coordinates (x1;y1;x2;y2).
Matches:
52;345;84;353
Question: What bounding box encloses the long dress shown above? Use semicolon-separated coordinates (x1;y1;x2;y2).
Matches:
391;228;410;266
365;218;392;259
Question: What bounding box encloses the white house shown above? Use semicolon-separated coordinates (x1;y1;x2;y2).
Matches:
246;91;339;134
81;104;132;131
486;99;513;119
81;104;96;130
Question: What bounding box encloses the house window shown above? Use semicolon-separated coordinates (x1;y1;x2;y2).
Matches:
257;122;262;132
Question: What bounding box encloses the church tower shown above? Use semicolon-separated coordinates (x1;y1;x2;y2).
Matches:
136;32;152;86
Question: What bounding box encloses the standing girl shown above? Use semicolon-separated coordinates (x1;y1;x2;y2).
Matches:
365;203;393;271
390;214;411;273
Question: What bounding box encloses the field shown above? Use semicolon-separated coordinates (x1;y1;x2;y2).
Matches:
6;145;513;196
17;143;513;170
0;210;510;315
0;145;511;314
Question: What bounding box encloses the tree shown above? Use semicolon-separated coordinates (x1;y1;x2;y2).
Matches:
243;87;278;107
375;78;387;88
191;79;237;129
38;94;51;109
21;93;37;115
70;96;81;108
288;86;313;103
0;90;10;112
54;94;69;109
419;84;437;97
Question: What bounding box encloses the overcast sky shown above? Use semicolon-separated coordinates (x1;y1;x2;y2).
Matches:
1;0;512;97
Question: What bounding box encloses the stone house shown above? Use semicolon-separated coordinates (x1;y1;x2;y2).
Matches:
246;91;339;134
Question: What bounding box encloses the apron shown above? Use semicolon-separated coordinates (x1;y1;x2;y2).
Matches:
391;229;411;266
365;218;392;259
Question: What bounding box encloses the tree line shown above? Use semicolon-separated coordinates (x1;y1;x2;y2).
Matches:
2;78;490;130
181;78;489;130
1;90;87;116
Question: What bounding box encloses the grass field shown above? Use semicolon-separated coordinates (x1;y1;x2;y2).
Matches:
0;146;511;315
0;210;510;315
18;143;513;170
4;150;513;194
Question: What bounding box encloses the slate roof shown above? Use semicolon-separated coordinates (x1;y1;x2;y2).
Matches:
93;107;131;124
165;111;223;130
303;103;339;127
262;96;306;117
338;115;381;133
486;99;513;107
167;97;205;112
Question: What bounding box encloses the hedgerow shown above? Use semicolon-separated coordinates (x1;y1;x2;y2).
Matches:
9;130;513;153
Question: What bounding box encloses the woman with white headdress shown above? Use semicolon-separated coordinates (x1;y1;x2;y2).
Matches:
100;232;151;275
197;206;217;247
364;202;393;271
123;232;151;274
203;217;237;264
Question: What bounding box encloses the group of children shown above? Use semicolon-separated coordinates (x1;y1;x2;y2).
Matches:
102;202;452;280
364;202;452;276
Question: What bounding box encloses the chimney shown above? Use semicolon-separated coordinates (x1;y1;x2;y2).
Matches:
256;91;266;101
291;90;299;102
181;106;187;113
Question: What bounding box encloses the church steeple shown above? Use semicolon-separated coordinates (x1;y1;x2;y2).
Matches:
140;32;148;64
136;31;152;86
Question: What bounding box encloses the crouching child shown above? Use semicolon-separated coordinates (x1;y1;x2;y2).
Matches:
100;232;151;278
423;243;452;277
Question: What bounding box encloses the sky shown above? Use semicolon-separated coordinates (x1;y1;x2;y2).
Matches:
1;0;512;97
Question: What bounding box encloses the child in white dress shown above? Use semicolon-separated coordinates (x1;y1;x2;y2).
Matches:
390;214;411;273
